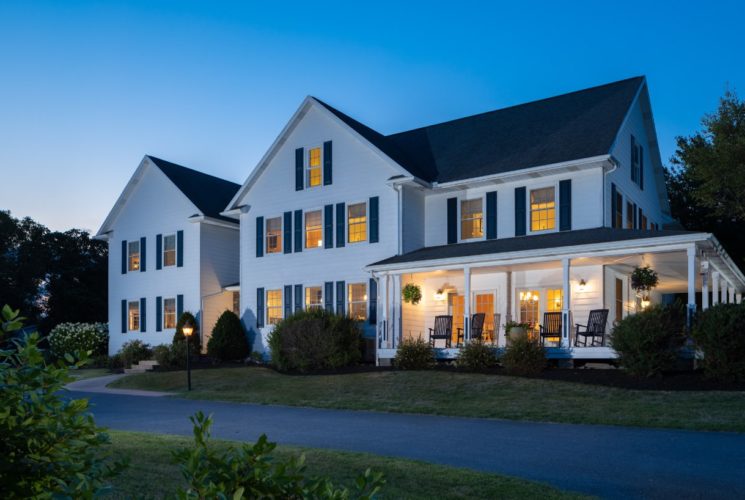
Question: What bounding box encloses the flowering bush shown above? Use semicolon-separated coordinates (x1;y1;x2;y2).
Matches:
48;322;108;359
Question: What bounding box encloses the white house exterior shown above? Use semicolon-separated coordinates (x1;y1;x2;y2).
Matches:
96;156;240;354
226;76;745;364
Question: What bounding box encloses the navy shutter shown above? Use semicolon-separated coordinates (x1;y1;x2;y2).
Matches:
447;197;457;244
323;141;332;186
633;203;638;229
256;288;265;328
486;191;497;240
121;240;127;274
324;205;333;249
176;230;184;267
335;202;345;247
295;147;304;191
140;237;147;272
140;297;146;332
639;145;644;190
121;299;127;333
630;136;636;183
283;211;292;254
369;196;379;243
255;217;264;257
336;281;345;315
638;207;644;229
559;180;572;231
294;210;303;252
610;184;617;228
177;294;183;319
284;285;292;318
324;282;334;312
156;296;162;332
294;284;302;312
514;187;527;236
156;234;162;270
368;278;377;325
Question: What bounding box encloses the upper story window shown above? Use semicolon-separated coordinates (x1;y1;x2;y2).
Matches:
265;217;282;254
640;213;648;230
631;135;643;188
307;147;322;187
625;201;634;229
348;203;367;243
163;234;177;267
530;188;555;232
305;286;323;309
348;283;367;321
614;191;623;229
128;300;140;331
266;289;282;325
305;210;323;249
128;241;140;271
163;297;176;329
460;199;483;240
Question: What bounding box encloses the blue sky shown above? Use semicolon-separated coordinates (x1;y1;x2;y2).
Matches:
1;0;743;231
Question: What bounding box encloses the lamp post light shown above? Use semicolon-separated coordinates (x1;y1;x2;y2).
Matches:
182;319;194;391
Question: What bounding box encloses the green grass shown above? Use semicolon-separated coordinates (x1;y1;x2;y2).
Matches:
106;430;586;499
109;367;745;432
69;368;111;380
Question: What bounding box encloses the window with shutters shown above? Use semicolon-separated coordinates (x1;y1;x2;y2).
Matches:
307;147;322;187
640;213;648;230
460;198;483;240
530;188;556;232
128;241;140;271
348;283;367;321
305;210;323;248
265;217;282;254
163;297;176;329
305;286;323;309
625;201;634;229
266;289;282;325
631;135;642;187
614;191;623;229
128;301;140;331
163;234;177;267
347;203;367;243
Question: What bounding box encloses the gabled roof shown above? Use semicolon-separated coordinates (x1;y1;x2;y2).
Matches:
316;76;645;183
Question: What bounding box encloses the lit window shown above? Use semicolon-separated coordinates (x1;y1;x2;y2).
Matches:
305;286;323;309
461;199;483;240
348;283;367;321
530;188;556;232
625;202;634;229
128;301;140;331
163;298;176;329
518;290;540;332
307;147;322;187
163;234;176;267
265;217;282;254
266;289;282;325
305;210;323;248
547;289;563;312
128;241;140;271
347;203;367;243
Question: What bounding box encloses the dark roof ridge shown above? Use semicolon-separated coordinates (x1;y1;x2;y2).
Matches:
146;155;241;188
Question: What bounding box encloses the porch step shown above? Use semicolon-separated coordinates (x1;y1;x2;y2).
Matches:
124;359;159;374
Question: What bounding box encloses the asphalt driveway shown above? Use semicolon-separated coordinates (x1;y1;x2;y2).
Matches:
68;389;745;499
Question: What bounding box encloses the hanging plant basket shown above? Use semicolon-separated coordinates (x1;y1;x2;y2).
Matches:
631;265;659;296
402;283;422;305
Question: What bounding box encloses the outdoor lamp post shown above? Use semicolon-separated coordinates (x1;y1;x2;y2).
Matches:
182;319;194;391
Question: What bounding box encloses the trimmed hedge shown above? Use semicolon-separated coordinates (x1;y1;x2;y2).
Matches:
207;310;249;362
692;304;745;381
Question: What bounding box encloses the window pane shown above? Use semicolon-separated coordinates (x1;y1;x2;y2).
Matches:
518;290;540;333
163;298;176;329
348;283;367;321
164;234;176;267
305;286;323;309
266;217;282;254
266;289;282;325
625;202;634;229
347;203;367;243
460;199;483;239
547;289;563;312
307;147;322;187
128;301;140;331
305;211;323;248
530;188;555;232
128;241;140;271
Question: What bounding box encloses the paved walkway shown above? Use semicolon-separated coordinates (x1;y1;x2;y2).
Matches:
66;387;745;499
65;374;172;397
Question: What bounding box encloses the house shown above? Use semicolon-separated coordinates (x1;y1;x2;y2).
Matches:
224;76;745;365
95;155;241;355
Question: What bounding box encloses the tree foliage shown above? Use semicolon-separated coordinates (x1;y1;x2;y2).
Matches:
207;310;250;362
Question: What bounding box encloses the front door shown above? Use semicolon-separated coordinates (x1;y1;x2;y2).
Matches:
474;292;495;342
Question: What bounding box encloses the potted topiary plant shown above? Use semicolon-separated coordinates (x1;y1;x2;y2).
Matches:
631;265;659;302
402;283;422;305
504;320;531;345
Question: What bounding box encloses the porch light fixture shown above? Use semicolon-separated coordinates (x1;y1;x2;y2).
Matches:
640;295;651;310
433;289;446;301
578;279;587;292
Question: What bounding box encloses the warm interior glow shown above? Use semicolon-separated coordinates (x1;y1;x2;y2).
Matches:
460;198;483;240
347;203;367;243
530;187;556;231
266;217;282;253
305;210;322;249
307;147;322;187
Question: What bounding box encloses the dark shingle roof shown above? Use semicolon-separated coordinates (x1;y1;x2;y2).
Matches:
316;77;644;183
369;228;697;267
148;156;241;224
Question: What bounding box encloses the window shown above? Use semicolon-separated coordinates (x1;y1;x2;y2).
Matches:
640;213;648;230
163;234;176;267
128;241;140;271
305;210;323;249
625;202;634;229
631;136;642;186
305;286;323;309
265;217;282;254
128;301;140;331
266;289;282;325
348;283;367;321
347;202;367;243
163;298;176;329
530;188;556;232
518;290;540;332
307;147;322;187
614;191;623;229
474;293;495;342
232;292;240;316
460;198;483;239
547;289;563;312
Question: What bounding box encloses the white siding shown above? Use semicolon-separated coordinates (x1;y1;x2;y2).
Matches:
401;185;425;253
199;223;240;343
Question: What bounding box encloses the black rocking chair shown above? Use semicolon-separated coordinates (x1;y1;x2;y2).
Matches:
539;312;562;346
574;309;609;347
457;313;486;345
429;315;453;348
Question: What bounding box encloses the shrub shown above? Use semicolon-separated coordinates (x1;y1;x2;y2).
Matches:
47;322;108;359
0;305;126;497
118;339;152;368
611;304;686;377
268;309;362;372
457;340;498;372
153;342;187;370
692;304;745;381
394;337;435;370
174;411;384;499
501;334;545;376
173;311;201;352
207;310;250;362
107;353;125;370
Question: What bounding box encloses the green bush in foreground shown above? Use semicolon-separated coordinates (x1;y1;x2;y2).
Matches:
394;337;435;370
457;340;498;372
47;322;108;359
692;304;745;381
501;334;545;376
207;310;250;362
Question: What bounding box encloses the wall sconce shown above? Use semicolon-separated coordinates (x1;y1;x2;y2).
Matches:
640;295;651;310
433;289;446;301
578;279;587;292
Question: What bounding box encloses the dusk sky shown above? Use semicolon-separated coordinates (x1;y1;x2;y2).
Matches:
1;0;743;232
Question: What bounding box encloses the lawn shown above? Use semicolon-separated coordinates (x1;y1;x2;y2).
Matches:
106;430;586;499
109;367;745;432
69;367;111;380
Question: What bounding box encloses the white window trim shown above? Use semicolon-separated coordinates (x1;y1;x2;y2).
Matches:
458;194;486;243
305;144;324;188
347;282;368;321
264;215;283;256
304;208;324;250
127;300;140;332
515;286;563;326
128;240;141;272
305;285;324;310
527;183;560;235
162;233;178;268
265;289;283;325
346;199;369;244
162;297;177;330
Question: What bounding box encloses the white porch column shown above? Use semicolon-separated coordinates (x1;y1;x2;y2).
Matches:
561;258;571;348
701;261;709;311
379;274;389;349
737;293;742;305
721;279;728;304
712;272;720;305
392;274;402;348
687;245;696;326
463;266;471;344
729;286;735;304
